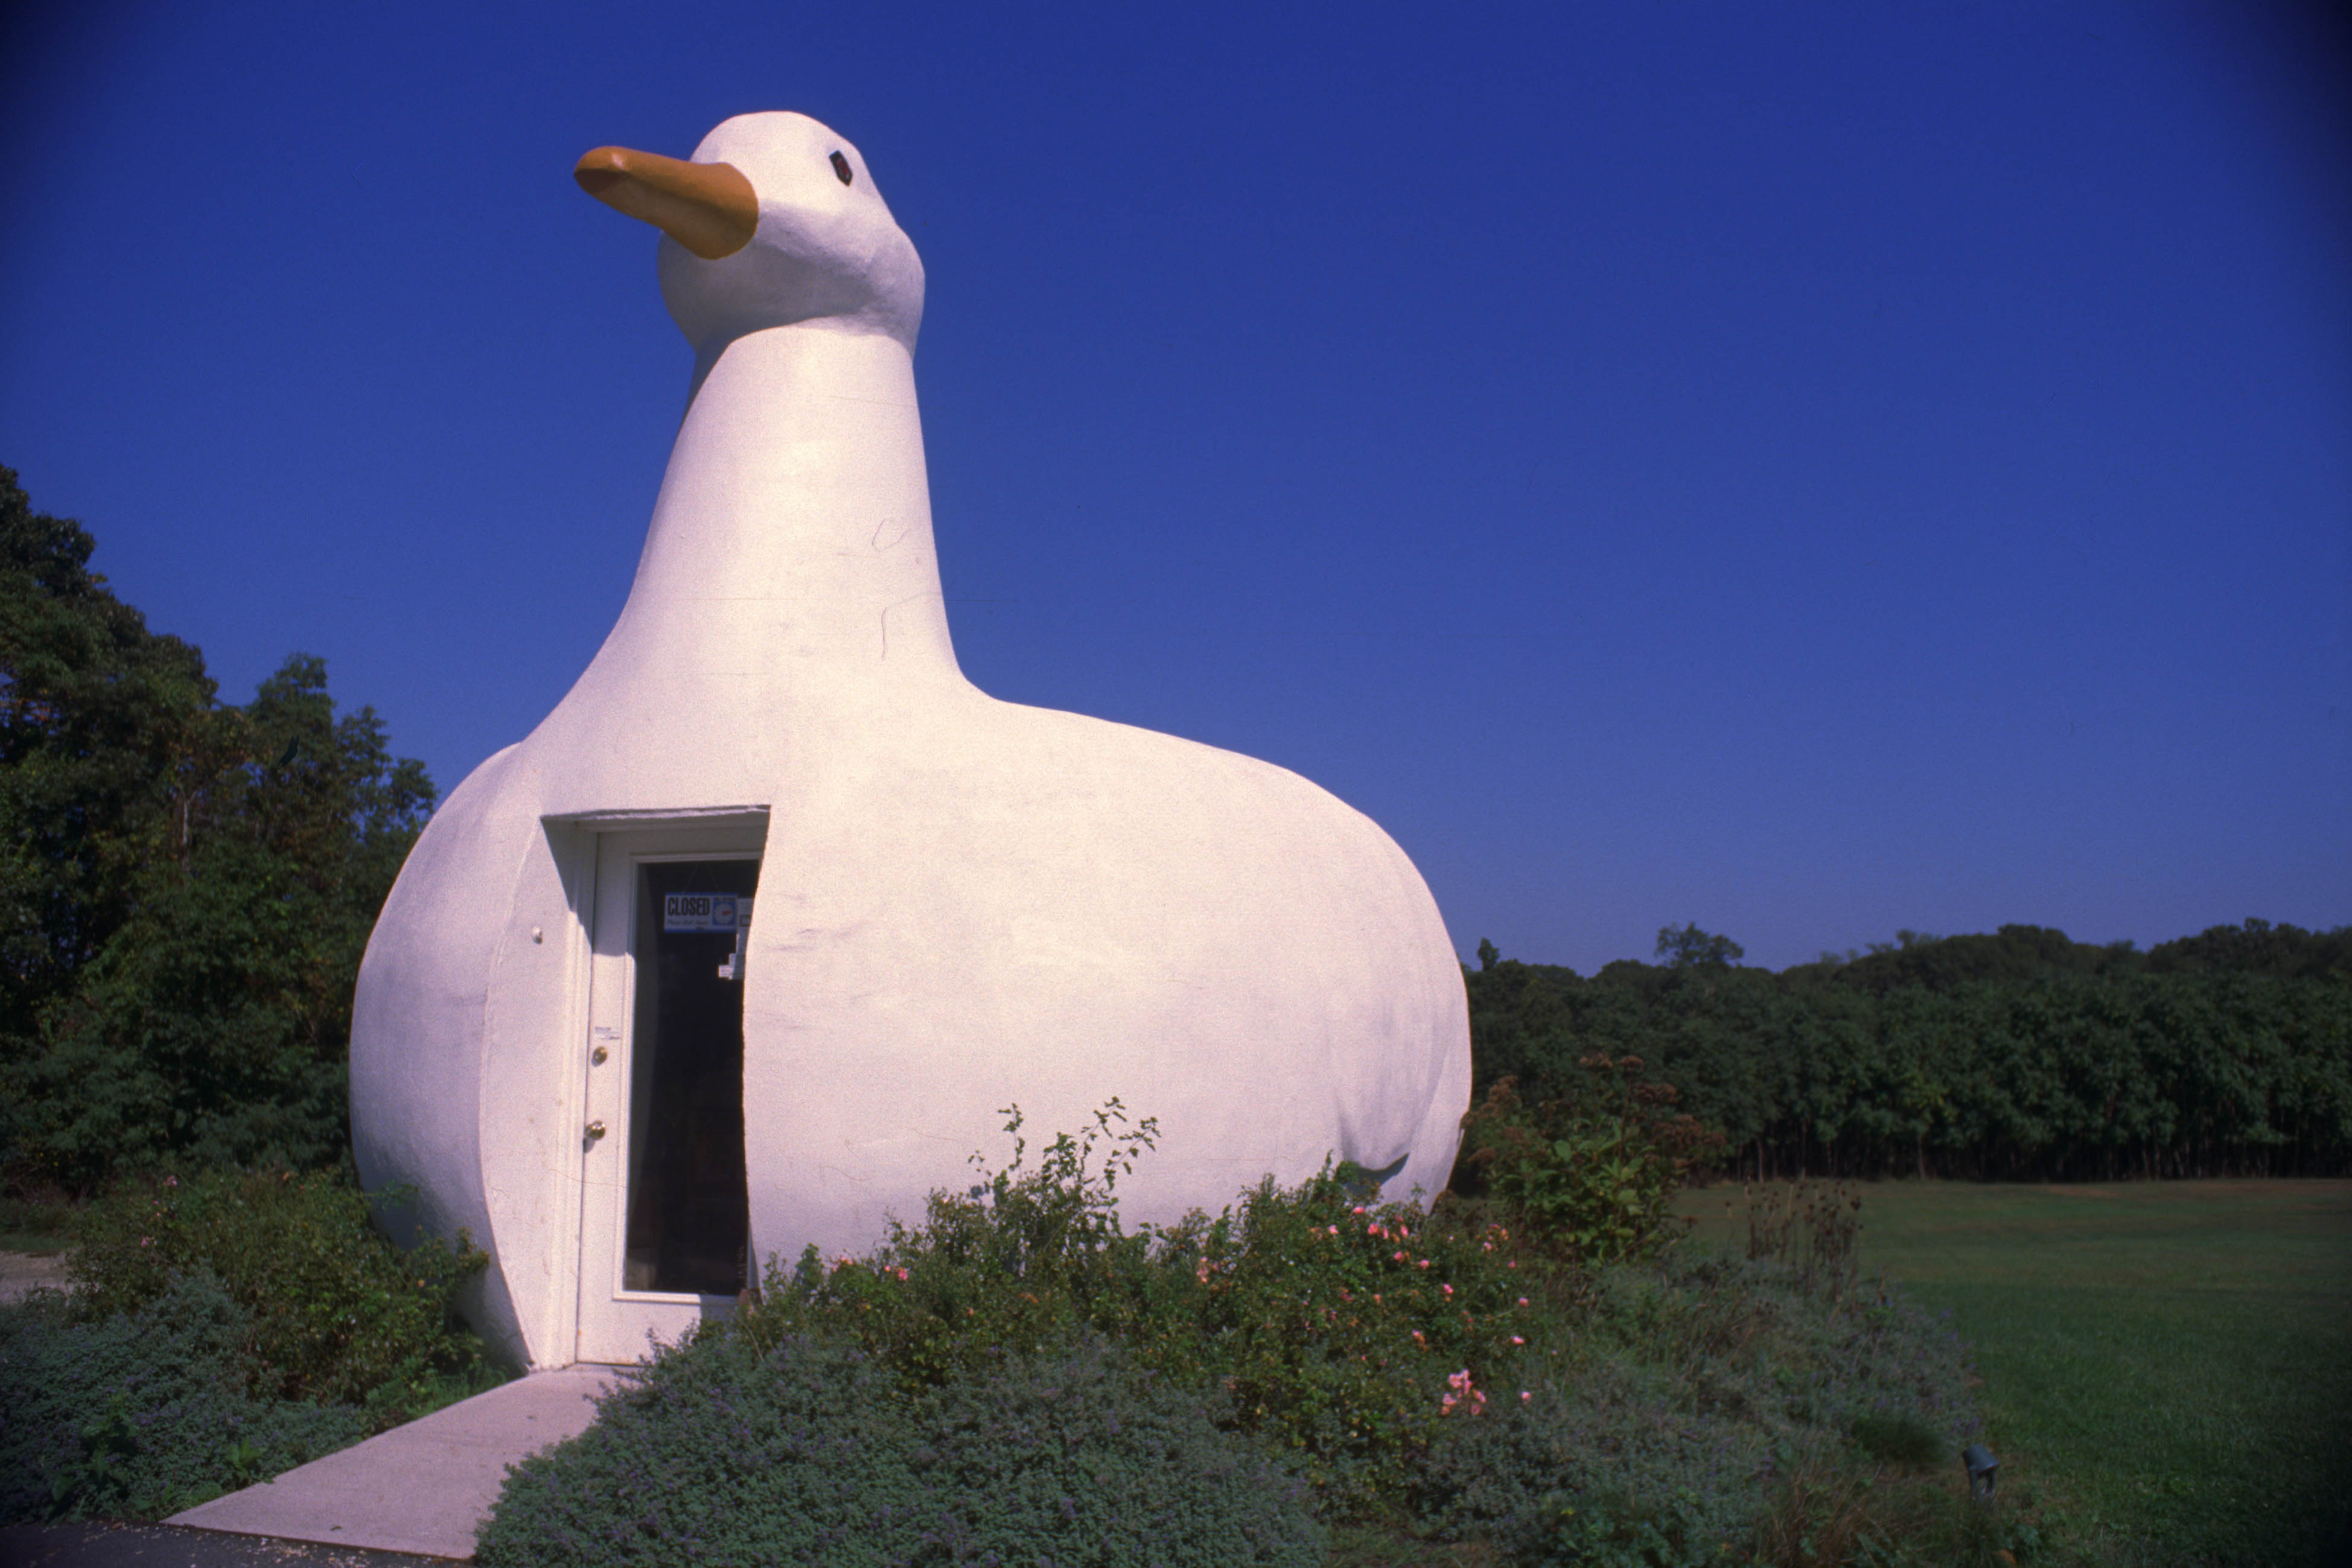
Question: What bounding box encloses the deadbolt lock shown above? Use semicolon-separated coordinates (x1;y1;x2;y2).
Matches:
585;1120;607;1140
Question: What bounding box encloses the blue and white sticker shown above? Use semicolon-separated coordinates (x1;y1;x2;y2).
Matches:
663;892;738;933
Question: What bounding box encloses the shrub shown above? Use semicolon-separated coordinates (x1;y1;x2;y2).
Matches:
0;1270;367;1522
1408;1248;1982;1566
1457;1063;1725;1266
1410;1358;1766;1567
477;1330;1322;1568
68;1165;496;1413
494;1104;1986;1565
739;1105;1547;1507
0;1191;81;1252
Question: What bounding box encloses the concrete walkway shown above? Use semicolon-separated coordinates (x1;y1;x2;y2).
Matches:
165;1368;617;1561
0;1251;70;1305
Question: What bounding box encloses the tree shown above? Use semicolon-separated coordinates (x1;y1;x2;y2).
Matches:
1654;922;1743;970
1;467;434;1193
1;467;215;1045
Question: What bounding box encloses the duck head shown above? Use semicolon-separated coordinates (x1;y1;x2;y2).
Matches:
576;112;925;355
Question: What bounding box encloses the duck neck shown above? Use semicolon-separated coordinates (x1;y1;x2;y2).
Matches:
596;322;962;707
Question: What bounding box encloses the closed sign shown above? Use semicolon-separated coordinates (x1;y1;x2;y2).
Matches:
663;893;740;933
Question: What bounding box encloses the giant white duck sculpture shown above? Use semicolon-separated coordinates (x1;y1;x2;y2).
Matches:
351;112;1470;1369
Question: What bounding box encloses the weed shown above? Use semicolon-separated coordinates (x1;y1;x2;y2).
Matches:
1743;1181;1864;1301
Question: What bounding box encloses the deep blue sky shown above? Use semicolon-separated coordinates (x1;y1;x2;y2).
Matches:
5;2;2347;972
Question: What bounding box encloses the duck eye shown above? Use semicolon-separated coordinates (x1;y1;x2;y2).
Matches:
830;151;853;186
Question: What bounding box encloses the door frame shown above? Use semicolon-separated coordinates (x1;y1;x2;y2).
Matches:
545;806;768;1366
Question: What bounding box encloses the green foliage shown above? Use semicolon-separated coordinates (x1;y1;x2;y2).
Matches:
522;1104;1992;1567
1654;922;1744;970
477;1331;1322;1567
1457;1063;1726;1266
0;464;433;1194
1404;1238;1980;1567
0;1270;368;1522
0;1192;81;1253
1466;927;2352;1182
739;1105;1546;1507
0;466;214;1041
1849;1410;1946;1469
68;1165;496;1414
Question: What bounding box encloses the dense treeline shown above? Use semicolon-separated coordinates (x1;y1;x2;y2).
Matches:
1467;922;2352;1181
0;467;432;1194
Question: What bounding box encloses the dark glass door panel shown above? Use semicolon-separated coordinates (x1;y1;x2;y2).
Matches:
623;858;757;1295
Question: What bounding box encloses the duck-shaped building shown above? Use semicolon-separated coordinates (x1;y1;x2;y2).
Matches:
350;112;1470;1369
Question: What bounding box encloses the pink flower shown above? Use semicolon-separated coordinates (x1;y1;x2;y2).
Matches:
1482;1240;1493;1251
1418;1258;1431;1269
1511;1335;1525;1345
894;1267;910;1281
1517;1297;1529;1307
1327;1225;1339;1235
139;1237;151;1247
1351;1206;1367;1215
163;1176;177;1188
1441;1283;1454;1296
1394;1250;1406;1261
1412;1330;1426;1343
1521;1391;1532;1403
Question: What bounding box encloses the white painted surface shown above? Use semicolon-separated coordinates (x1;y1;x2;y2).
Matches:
349;111;1471;1370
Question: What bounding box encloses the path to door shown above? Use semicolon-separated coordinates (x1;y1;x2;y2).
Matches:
164;1367;617;1560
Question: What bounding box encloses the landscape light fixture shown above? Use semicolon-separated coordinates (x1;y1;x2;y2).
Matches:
1962;1443;1999;1500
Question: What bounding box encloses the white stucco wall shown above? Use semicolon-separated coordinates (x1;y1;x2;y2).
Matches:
350;112;1471;1369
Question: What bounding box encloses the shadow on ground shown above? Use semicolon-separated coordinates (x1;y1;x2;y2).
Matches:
0;1523;449;1567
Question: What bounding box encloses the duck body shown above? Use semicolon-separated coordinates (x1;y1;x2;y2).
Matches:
351;114;1468;1369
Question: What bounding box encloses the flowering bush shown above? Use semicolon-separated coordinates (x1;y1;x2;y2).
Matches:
500;1104;1984;1564
738;1104;1549;1506
1412;1249;1984;1566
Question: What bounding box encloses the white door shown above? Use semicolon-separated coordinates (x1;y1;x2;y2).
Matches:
576;824;765;1365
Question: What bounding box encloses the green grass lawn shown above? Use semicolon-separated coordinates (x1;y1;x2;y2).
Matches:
1680;1179;2352;1567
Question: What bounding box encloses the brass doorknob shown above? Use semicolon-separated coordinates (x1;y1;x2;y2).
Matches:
585;1120;607;1139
